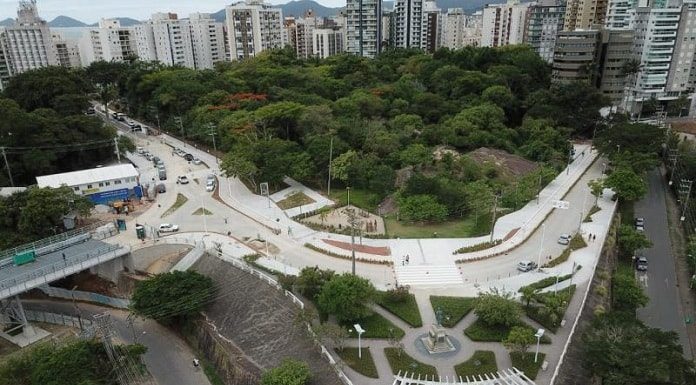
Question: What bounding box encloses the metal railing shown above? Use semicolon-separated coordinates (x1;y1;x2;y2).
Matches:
25;310;93;329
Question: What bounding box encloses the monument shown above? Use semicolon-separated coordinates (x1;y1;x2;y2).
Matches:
421;307;456;354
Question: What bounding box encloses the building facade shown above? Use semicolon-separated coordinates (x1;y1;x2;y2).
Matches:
393;0;423;48
481;0;530;47
188;13;226;69
225;0;285;61
524;0;566;63
313;27;344;58
420;1;441;53
52;32;81;68
551;29;602;83
345;0;382;58
597;29;634;104
286;12;319;59
36;164;141;205
80;19;137;66
563;0;608;31
3;0;57;74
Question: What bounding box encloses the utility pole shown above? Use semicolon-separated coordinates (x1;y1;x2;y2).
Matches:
668;149;679;186
489;193;501;243
114;137;121;163
327;134;334;196
679;179;693;222
536;173;542;204
1;147;14;187
70;285;84;331
174;116;186;146
347;207;358;275
207;123;218;165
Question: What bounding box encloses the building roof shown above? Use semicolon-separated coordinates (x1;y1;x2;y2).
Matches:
36;164;138;188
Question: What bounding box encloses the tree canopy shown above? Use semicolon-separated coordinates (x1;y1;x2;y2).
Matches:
317;273;377;323
131;270;215;323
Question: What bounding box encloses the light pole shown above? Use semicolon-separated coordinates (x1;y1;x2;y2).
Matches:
353;323;365;359
567;146;573;175
327;133;334;196
534;328;545;363
537;223;546;269
207;123;218;165
489;192;501;243
70;285;84;331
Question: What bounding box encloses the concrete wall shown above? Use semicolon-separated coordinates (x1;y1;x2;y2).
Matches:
90;257;124;283
124;244;192;272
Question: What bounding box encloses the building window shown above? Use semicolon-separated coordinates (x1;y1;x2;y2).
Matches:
99;182;104;187
73;186;79;191
87;184;92;189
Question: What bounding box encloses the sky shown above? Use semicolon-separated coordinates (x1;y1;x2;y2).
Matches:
0;0;345;23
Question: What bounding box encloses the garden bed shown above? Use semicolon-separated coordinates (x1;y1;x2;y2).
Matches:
384;348;438;377
276;191;315;210
346;313;405;339
510;352;545;380
334;347;378;378
376;291;423;327
429;296;476;328
454;350;498;378
464;319;551;344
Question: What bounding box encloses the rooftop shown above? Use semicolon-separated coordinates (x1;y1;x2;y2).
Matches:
36;164;138;188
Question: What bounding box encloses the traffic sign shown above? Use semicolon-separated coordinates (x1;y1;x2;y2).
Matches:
552;200;570;209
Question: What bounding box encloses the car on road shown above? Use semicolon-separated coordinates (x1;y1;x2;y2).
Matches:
635;217;645;232
136;146;144;155
158;223;179;233
116;113;126;121
127;120;138;128
192;158;202;165
111;112;118;119
184;153;194;161
635;255;648;271
155;183;166;193
144;153;153;161
517;260;538;272
85;107;95;115
206;179;216;192
558;234;571;245
177;176;189;184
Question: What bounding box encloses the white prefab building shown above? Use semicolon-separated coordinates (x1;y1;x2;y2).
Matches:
36;164;141;205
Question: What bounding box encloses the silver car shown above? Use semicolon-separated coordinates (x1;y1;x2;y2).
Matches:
558;234;571;245
517;260;538;272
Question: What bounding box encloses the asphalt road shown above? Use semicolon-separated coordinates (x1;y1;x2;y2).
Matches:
24;300;212;385
635;169;693;358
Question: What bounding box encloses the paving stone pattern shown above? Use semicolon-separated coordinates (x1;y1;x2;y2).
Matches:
193;254;342;385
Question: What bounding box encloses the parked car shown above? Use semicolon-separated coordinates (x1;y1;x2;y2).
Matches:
136;146;144;154
158;223;179;233
85;107;96;115
144;153;154;161
184;153;194;161
152;156;160;166
635;255;648;271
558;234;571;245
517;260;538;272
206;179;216;192
155;183;166;193
192;158;202;165
111;112;118;119
116;113;126;121
127;120;137;128
177;175;189;184
635;217;645;232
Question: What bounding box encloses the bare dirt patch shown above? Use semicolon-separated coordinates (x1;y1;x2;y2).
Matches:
671;120;696;135
467;147;539;179
322;239;391;256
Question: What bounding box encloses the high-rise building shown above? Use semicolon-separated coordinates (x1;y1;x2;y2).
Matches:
524;0;566;63
382;10;395;48
3;0;57;74
421;1;441;53
551;29;602;83
79;19;136;66
563;0;608;31
286;12;319;59
394;0;423;48
188;12;226;69
443;8;466;49
151;13;195;68
225;0;284;61
481;0;530;47
0;29;12;90
51;32;81;68
345;0;382;58
313;27;344;58
331;12;350;53
605;0;636;29
597;29;634;105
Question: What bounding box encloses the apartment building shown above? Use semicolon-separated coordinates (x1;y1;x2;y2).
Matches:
313;27;345;58
393;0;423;48
524;0;566;63
0;30;12;91
382;10;395;48
564;0;608;30
3;0;57;74
79;19;136;66
481;0;530;47
551;29;602;83
151;13;195;68
597;29;634;104
345;0;382;58
51;32;81;68
225;0;285;61
188;13;226;69
421;1;441;53
286;12;319;59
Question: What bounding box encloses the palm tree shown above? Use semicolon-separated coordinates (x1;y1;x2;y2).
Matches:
520;286;539;310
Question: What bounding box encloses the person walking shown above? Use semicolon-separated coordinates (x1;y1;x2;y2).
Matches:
193;358;200;368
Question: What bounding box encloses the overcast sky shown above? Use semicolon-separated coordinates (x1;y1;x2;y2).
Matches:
0;0;345;23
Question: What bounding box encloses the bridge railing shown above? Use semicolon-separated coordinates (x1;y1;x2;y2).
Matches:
0;244;124;295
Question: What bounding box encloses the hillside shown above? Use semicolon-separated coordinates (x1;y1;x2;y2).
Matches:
48;16;87;27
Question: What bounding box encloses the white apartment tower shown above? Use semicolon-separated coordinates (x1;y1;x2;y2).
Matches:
286;12;319;59
151;13;195;68
394;0;423;48
345;0;382;58
481;0;530;47
313;27;345;58
443;8;466;49
225;0;284;61
52;32;81;68
0;30;12;90
3;0;57;74
80;19;137;66
188;13;226;69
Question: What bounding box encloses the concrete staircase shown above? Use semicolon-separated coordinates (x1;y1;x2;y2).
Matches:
394;263;463;287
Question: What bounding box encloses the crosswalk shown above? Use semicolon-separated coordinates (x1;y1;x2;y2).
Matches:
394;263;463;287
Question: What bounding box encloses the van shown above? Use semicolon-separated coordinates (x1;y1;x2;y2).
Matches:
158;168;167;180
136;146;144;154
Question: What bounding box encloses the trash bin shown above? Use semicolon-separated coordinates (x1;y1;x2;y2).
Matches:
135;224;145;240
116;219;127;231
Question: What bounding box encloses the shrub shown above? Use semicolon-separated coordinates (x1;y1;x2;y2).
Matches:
261;359;311;385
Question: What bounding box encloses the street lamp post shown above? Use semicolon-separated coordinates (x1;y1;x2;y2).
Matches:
327;134;334;196
207;123;218;165
537;223;546;269
534;328;545;363
353;324;365;359
347;186;351;207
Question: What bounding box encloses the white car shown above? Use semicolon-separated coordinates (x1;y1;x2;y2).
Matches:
205;180;216;192
177;175;189;184
192;158;202;165
558;234;571;245
158;223;179;233
517;260;538;272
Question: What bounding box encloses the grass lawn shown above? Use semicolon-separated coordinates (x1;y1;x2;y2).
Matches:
584;205;601;222
329;188;381;212
376;292;423;327
384;212;493;239
334;347;379;378
510;352;545;380
346;313;405;339
454;351;498;378
384;348;438;378
161;193;188;218
464;319;551;344
429;296;476;328
192;207;212;215
276;191;315;210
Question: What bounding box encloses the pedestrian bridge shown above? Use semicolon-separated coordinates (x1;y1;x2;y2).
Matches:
0;234;129;301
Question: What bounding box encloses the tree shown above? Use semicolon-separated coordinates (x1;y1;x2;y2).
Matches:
474;289;521;327
612;268;648;312
503;326;536;353
618;224;652;258
3;66;92;113
254;101;305;140
261;359;312;385
588;179;604;206
315;322;349;351
131;270;215;324
296;266;335;301
317;273;377;323
583;314;696;385
398;194;448;222
519;286;539;309
399;143;432;168
482;85;515;109
221;153;258;187
16;186;93;241
604;167;647;202
465;180;494;225
330;150;358;183
595;121;665;162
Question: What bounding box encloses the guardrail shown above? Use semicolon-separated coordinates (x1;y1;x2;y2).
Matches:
37;285;130;309
25;310;93;329
0;244;129;299
211;249;352;384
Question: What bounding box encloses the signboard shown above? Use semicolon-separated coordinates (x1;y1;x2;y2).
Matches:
552;200;570;209
89;188;129;205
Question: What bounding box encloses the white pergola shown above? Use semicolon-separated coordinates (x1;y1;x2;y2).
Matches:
392;368;535;385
